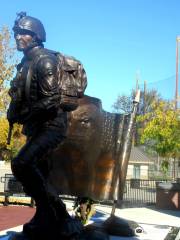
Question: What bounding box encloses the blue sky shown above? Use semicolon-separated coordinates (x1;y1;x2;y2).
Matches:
1;0;180;111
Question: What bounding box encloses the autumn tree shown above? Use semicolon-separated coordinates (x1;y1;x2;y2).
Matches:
0;26;16;113
0;26;25;160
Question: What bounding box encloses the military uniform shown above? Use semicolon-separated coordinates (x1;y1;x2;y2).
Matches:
7;13;84;240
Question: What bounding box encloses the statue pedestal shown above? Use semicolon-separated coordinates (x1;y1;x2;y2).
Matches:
2;229;110;240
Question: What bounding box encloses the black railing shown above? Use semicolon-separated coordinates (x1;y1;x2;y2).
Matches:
0;175;177;207
0;173;34;207
1;174;24;194
122;179;168;207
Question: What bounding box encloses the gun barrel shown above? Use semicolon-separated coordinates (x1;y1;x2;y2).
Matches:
7;123;13;145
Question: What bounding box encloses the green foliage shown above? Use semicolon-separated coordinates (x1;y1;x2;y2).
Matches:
138;101;180;159
160;159;169;176
113;89;180;176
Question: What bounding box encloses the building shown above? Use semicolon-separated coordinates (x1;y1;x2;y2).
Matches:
127;146;154;179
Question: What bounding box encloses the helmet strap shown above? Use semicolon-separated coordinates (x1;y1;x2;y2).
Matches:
24;36;43;53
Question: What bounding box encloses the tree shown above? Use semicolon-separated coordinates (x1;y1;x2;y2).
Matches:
139;89;161;115
138;101;180;157
0;26;16;114
112;93;132;113
138;100;180;176
112;88;161;145
0;26;25;160
112;88;161;114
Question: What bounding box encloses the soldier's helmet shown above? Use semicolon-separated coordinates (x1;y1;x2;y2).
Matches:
13;12;46;42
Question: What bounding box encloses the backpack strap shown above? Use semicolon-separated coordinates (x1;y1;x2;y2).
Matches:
25;54;50;103
25;61;34;103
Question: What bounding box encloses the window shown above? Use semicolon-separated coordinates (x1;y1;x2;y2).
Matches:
133;164;140;179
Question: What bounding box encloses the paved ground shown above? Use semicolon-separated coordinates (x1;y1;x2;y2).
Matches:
0;205;35;231
0;201;180;239
95;204;180;227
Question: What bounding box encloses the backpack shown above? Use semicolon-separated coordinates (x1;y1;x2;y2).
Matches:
56;53;87;111
26;50;87;112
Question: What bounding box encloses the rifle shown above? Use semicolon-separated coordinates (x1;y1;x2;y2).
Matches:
7;123;13;145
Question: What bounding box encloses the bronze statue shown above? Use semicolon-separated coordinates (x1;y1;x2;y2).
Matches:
47;93;141;235
6;12;100;240
48;94;139;201
7;11;140;240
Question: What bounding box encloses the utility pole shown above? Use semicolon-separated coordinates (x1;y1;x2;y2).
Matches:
143;80;147;115
175;37;180;109
174;37;180;179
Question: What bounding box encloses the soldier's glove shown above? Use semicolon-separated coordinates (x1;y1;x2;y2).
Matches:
60;93;78;112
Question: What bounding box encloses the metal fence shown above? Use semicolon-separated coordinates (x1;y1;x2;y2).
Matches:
122;179;167;207
1;174;24;194
0;173;34;206
0;175;175;207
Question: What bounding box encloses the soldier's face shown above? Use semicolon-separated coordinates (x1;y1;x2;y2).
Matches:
14;32;33;51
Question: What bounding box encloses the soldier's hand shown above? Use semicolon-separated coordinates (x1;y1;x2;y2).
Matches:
7;107;19;124
7;101;21;124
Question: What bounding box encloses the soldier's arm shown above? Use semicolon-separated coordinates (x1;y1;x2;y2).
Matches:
7;61;26;124
7;82;22;124
36;55;59;109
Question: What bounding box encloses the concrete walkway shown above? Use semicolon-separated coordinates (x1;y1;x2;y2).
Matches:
0;201;180;239
64;200;180;226
95;204;180;227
